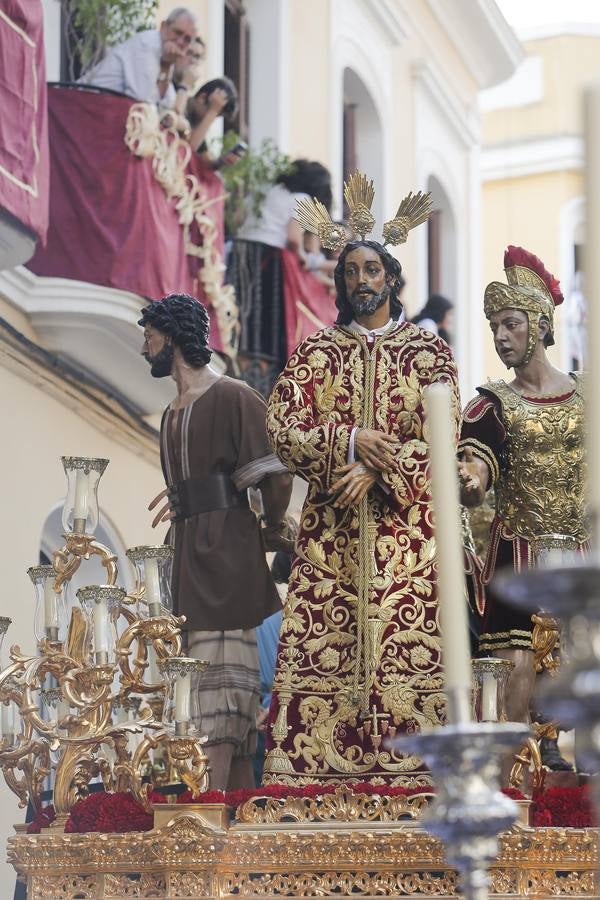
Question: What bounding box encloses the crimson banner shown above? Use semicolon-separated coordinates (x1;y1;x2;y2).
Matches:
0;0;49;242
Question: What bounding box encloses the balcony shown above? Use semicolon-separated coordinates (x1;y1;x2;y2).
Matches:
3;84;234;415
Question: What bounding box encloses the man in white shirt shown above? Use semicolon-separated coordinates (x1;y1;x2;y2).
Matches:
80;7;198;110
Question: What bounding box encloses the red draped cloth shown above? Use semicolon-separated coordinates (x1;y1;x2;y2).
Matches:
27;86;227;350
0;0;49;242
280;249;334;356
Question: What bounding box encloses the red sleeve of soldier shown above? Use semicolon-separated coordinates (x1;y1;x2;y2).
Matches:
458;393;506;486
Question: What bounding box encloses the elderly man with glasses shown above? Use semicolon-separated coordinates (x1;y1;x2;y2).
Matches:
80;7;198;110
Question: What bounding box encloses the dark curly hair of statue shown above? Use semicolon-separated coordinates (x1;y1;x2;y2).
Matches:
333;240;404;325
138;293;212;367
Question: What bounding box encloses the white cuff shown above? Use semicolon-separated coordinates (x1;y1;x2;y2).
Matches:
348;428;357;463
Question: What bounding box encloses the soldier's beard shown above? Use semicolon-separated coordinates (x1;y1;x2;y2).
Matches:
349;285;390;318
144;343;174;378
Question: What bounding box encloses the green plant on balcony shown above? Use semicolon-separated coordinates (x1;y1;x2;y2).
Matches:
215;133;293;239
61;0;159;80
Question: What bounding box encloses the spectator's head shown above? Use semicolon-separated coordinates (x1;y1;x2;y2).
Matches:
160;7;197;62
412;293;454;330
174;35;206;83
187;77;238;126
139;293;211;378
333;240;404;325
277;160;332;211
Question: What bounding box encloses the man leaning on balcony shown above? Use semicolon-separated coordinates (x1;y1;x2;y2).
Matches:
79;7;198;110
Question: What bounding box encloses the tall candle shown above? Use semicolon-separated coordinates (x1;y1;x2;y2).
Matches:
73;469;88;532
174;672;191;723
144;557;162;617
1;701;14;739
585;85;600;547
43;574;59;630
93;597;109;655
147;644;159;684
424;382;472;722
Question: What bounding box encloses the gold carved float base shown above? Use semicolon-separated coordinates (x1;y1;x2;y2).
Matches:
8;794;598;899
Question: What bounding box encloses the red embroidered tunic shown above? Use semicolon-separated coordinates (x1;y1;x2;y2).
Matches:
263;321;460;786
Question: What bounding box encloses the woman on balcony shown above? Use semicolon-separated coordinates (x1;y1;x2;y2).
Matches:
227;159;333;396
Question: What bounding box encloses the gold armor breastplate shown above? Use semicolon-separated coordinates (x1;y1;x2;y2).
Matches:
485;377;587;542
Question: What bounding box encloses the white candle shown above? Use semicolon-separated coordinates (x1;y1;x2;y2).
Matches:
585;85;600;547
1;702;14;739
43;575;59;630
424;382;472;722
144;557;162;616
147;644;159;683
93;597;109;654
174;672;191;723
73;470;88;523
57;695;69;732
481;671;498;722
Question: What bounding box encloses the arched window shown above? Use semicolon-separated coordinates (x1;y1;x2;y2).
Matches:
342;68;384;226
426;175;457;303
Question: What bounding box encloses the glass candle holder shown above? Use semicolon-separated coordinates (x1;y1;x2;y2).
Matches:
77;585;125;665
27;565;68;644
472;657;514;722
126;545;174;618
61;456;109;535
0;695;17;747
530;533;578;569
158;657;208;736
113;696;142;725
41;686;70;733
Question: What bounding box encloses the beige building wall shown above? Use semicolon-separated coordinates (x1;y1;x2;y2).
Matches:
484;34;600;144
288;1;330;164
482;169;582;381
481;30;600;384
0;334;165;898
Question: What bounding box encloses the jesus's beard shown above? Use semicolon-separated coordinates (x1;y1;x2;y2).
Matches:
349;285;390;318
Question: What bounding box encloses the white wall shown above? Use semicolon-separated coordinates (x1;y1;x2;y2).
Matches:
414;63;483;398
245;0;291;151
41;0;61;80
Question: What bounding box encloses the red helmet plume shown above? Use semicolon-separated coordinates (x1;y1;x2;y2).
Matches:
504;245;564;306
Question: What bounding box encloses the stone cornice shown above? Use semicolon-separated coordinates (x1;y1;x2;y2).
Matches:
426;0;523;89
0;312;159;465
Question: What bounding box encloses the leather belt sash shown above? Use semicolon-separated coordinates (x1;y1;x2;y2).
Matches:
168;473;248;520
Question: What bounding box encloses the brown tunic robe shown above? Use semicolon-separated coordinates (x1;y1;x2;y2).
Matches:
161;376;285;632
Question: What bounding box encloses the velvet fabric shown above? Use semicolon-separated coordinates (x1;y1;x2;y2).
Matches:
0;0;49;242
27;86;227;350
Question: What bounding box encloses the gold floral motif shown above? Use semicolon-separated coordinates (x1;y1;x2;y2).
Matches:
168;871;212;897
218;870;458;896
235;785;432;824
104;872;167;896
12;817;598;898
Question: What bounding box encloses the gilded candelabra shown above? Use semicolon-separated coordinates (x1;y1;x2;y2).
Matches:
0;456;209;830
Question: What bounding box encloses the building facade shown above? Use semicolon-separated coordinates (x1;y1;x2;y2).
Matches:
480;23;600;379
